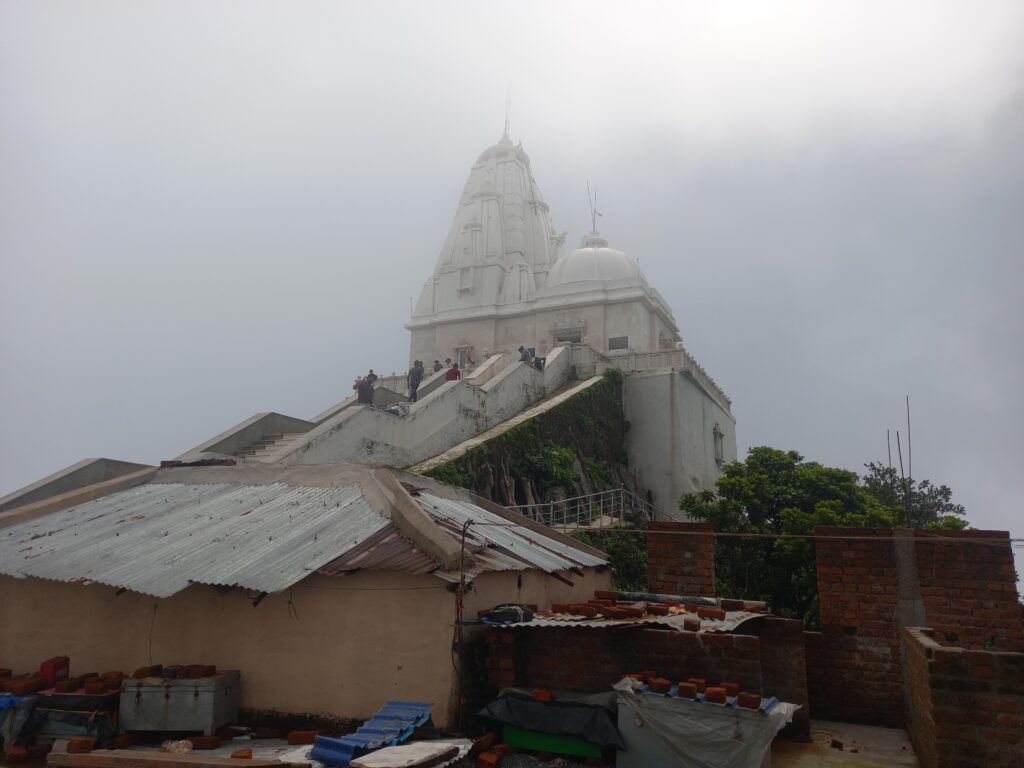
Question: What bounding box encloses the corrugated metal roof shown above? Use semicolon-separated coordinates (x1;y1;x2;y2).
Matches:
0;482;387;597
494;611;765;633
418;494;607;573
318;525;438;576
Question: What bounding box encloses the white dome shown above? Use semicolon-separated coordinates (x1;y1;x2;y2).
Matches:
546;232;646;287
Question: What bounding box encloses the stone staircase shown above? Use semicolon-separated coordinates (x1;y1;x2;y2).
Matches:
234;433;306;462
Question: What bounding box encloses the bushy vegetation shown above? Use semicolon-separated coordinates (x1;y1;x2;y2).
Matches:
679;446;968;625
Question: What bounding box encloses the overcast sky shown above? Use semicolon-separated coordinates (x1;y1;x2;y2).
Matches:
2;1;1022;572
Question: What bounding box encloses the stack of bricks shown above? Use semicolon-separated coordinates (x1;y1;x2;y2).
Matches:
485;630;516;691
905;627;1024;768
495;627;763;695
808;527;904;725
913;529;1024;652
646;522;716;597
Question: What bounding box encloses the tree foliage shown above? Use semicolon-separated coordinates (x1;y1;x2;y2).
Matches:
678;446;968;624
860;462;967;529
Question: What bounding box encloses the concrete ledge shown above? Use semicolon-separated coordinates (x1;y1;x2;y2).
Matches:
0;458;154;514
0;467;159;529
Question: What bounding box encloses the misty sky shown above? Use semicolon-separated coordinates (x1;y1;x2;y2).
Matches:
2;2;1022;573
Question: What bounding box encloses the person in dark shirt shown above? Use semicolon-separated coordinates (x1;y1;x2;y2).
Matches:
518;346;534;365
407;360;424;402
353;376;374;404
445;362;461;381
433;360;443;373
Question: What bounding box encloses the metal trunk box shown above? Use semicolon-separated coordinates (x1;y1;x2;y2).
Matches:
119;671;240;735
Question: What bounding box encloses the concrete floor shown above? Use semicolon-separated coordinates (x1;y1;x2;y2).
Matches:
772;720;918;767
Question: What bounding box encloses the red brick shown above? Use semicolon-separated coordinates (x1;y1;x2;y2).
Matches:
113;735;133;749
469;732;496;757
688;677;707;693
191;736;220;750
476;752;499;768
532;687;552;703
54;676;83;693
697;606;727;621
648;677;671;693
594;590;619;600
738;692;762;709
287;731;319;745
230;748;253;759
676;682;698;699
68;738;95;754
683;617;701;632
705;686;727;704
5;746;27;764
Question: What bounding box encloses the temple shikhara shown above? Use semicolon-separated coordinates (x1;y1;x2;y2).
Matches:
409;128;684;368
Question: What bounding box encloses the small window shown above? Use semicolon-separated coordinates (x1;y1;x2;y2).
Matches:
458;267;473;293
713;423;725;466
608;336;629;351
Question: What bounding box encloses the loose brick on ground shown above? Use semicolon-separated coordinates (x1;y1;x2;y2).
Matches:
287;731;319;745
230;748;253;759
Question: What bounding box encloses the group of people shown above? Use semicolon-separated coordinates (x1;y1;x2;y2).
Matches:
406;358;462;401
352;369;378;404
357;347;542;408
518;346;545;371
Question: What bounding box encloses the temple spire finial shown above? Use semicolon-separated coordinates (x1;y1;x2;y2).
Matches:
499;81;512;145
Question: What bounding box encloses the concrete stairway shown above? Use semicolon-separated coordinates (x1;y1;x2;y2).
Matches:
234;433;306;462
408;375;604;475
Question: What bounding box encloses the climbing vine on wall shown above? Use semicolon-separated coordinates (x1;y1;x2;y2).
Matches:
424;370;629;507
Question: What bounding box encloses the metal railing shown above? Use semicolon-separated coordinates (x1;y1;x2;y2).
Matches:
506;487;679;531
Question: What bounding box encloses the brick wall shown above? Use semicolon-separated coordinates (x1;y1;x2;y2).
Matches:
808;525;1024;727
487;627;763;696
913;530;1024;652
646;521;716;597
809;527;904;724
905;627;1024;768
751;617;810;735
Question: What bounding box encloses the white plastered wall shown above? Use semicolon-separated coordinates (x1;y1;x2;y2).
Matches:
623;369;738;516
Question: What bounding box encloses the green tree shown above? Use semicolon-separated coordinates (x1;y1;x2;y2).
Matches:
860;462;967;529
679;447;969;624
679;447;891;623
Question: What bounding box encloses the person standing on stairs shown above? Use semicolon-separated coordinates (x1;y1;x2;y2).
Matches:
407;360;424;402
446;362;461;381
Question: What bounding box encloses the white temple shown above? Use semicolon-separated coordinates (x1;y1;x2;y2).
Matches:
409;130;682;367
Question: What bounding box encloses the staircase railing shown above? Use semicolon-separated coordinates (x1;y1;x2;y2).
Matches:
506;487;680;531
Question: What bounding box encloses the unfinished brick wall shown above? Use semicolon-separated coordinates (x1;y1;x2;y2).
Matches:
808;527;905;724
807;525;1024;726
905;627;1024;768
646;521;716;597
751;617;810;736
487;627;763;695
913;529;1024;652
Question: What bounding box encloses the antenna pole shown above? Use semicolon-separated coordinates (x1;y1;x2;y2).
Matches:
586;181;595;231
886;429;896;525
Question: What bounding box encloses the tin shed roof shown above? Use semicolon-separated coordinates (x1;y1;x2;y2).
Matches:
0;464;607;597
